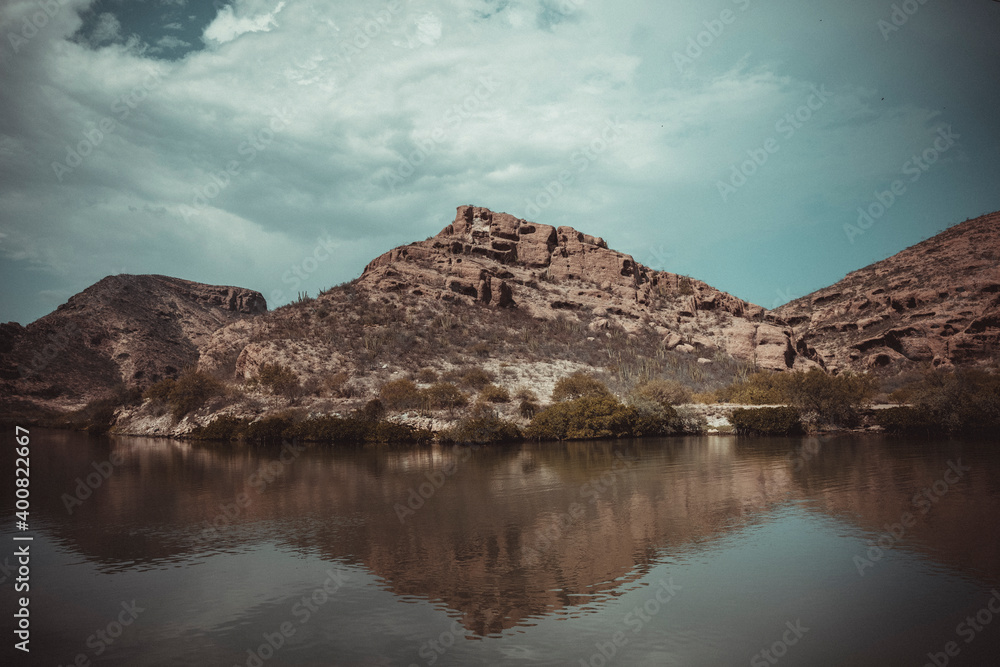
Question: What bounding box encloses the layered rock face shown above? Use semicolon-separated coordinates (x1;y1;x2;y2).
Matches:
0;274;266;410
358;205;802;371
774;211;1000;371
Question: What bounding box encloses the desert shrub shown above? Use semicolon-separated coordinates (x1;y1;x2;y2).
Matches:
144;378;176;404
784;369;877;426
551;372;612;402
715;371;788;405
460;367;496;389
379;378;422;410
526;395;640;440
416;368;439;384
421;382;468;410
717;369;876;426
256;363;300;396
879;369;1000;434
630;379;691;408
514;386;538;402
874;407;937;435
244;414;296;443
191;415;251;440
479;384;511;403
150;370;225;419
440;404;522;444
626;396;680;436
519;400;540;418
470;342;492;358
369;420;433;444
289;415;368;443
730;407;802;436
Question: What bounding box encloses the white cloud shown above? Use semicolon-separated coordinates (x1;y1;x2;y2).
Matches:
203;0;288;45
154;35;192;51
164;22;183;31
90;12;122;45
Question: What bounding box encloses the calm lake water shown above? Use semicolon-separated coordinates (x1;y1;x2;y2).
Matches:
3;429;1000;666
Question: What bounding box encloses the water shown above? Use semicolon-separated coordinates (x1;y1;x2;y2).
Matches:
3;430;1000;666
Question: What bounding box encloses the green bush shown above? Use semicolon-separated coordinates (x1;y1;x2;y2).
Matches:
195;408;431;445
629;379;691;408
441;405;522;444
191;415;251;440
526;395;640;440
421;382;468;410
877;369;1000;435
627;396;680;436
256;363;300;396
730;407;802;436
717;369;876;426
460;367;496;389
715;371;787;405
874;407;937;435
519;399;540;418
415;368;438;383
146;370;224;419
551;372;612;402
143;378;176;403
379;379;422;409
244;414;295;443
785;369;876;426
479;384;511;403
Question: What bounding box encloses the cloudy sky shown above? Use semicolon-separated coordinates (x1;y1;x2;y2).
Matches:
1;0;998;325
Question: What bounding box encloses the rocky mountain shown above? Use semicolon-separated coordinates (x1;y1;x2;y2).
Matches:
3;205;998;424
0;275;266;413
774;211;1000;372
354;205;803;369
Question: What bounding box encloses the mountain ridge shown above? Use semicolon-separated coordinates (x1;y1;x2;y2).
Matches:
2;205;998;425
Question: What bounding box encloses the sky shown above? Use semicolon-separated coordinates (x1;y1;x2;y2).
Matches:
1;0;998;325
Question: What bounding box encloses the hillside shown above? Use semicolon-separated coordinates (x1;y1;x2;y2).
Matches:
2;205;998;434
0;275;266;415
774;211;1000;372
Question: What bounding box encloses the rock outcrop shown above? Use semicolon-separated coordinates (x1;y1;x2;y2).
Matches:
774;211;1000;371
357;205;796;369
0;274;266;411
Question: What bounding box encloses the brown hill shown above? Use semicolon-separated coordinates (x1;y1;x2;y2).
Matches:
352;205;802;370
0;274;266;413
774;211;1000;372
